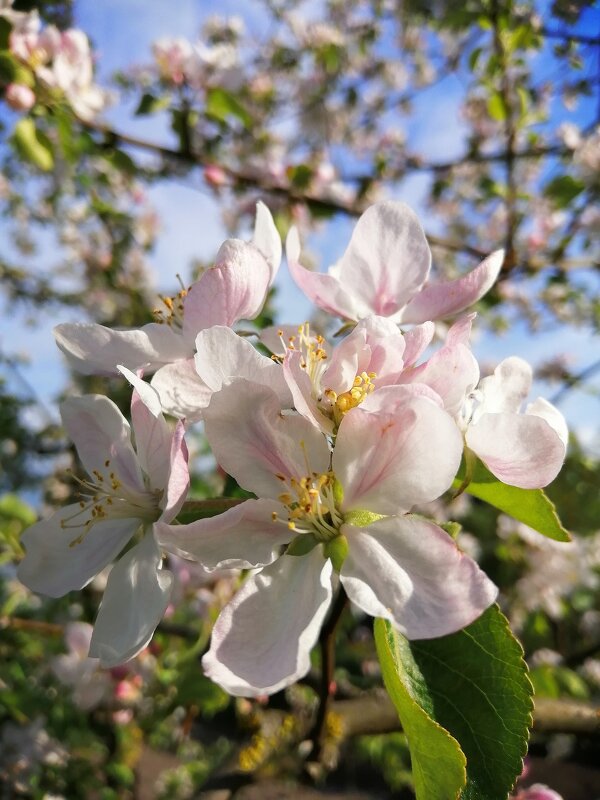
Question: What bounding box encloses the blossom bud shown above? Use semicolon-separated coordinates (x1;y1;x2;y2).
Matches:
5;83;36;111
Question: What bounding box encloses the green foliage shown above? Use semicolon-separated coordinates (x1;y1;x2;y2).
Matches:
544;175;585;208
12;117;55;171
375;605;533;800
135;92;171;116
374;618;466;800
453;457;570;542
205;87;251;129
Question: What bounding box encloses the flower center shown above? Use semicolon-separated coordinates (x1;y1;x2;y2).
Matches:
282;323;377;427
323;371;376;426
153;287;188;329
61;459;163;546
272;470;343;542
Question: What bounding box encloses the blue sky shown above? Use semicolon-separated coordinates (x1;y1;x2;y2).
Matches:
1;0;598;454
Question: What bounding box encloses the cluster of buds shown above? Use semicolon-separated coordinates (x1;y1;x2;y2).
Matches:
19;200;567;697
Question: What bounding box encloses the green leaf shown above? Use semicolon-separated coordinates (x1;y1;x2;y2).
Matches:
0;51;17;83
468;47;483;71
487;91;507;121
377;605;533;800
176;498;244;525
11;117;54;171
205;87;251;129
453;458;571;542
544;175;585;208
0;19;12;50
135;92;170;116
374;618;467;800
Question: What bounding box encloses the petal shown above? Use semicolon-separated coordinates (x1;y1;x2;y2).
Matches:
160;420;190;522
182;239;271;340
477;356;532;415
402;322;435;367
526;397;569;448
54;322;189;376
195;326;292;406
18;508;139;597
61;395;144;492
334;201;431;318
399;250;504;324
334;391;462;514
119;368;173;491
253;201;282;283
283;349;334;434
286;227;364;320
202;550;333;696
353;316;406;384
156;498;291;569
89;533;173;667
466;412;566;489
400;342;480;417
150;359;212;422
204;379;330;500
340;516;497;638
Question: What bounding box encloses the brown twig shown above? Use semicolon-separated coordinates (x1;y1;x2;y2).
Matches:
306;586;349;762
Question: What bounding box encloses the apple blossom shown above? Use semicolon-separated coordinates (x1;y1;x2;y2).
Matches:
5;82;35;111
18;377;189;667
287;200;504;324
157;378;497;696
53;202;282;419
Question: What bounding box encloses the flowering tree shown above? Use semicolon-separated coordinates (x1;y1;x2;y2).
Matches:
1;1;599;798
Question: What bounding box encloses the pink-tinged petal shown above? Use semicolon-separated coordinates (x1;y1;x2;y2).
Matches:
478;356;532;414
65;621;93;658
159;420;190;522
340;515;497;638
253;201;282;283
400;342;479;417
334;393;462;514
119;367;172;491
18;509;139;597
283;350;334;434
182;240;271;341
202;550;333;696
54;322;189;376
445;313;476;347
399;250;504;325
150;359;212;422
334;201;431;318
204;379;330;500
354;316;406;384
361;383;444;413
466;412;566;488
322;328;360;395
89;533;173;667
156;498;291;569
118;365;162;416
61;395;144;492
402;322;435;367
526;398;569;448
195;326;292;406
287;227;364;320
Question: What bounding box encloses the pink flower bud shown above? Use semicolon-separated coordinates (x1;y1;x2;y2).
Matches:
204;164;229;187
5;83;36;111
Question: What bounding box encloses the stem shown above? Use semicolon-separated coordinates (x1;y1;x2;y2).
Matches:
307;585;348;762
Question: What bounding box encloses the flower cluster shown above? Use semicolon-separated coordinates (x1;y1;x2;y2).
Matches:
18;201;568;696
1;3;106;119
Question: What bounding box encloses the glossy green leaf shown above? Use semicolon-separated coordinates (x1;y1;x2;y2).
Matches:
12;117;54;171
206;87;251;129
135;92;170;116
377;605;533;800
374;618;467;800
453;458;570;541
